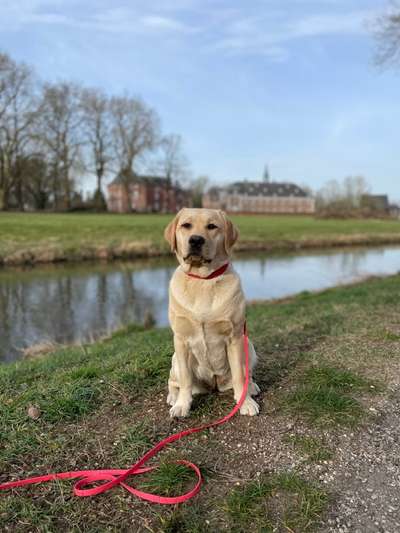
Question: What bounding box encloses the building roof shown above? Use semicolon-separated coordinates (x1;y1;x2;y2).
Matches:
361;194;389;202
207;186;223;200
208;181;310;198
109;170;171;188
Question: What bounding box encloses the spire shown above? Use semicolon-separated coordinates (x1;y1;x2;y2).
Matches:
263;164;270;182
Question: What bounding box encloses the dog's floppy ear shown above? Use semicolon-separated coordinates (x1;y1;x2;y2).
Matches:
219;210;239;254
164;210;182;252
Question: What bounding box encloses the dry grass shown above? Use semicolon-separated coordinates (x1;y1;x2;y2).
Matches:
22;342;61;359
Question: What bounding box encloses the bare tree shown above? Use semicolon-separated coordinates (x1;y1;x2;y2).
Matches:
36;82;84;210
0;53;39;210
159;134;189;183
373;2;400;67
316;176;370;215
191;175;209;208
343;176;370;208
0;53;13;122
109;95;160;205
147;133;190;184
80;88;113;209
0;49;187;212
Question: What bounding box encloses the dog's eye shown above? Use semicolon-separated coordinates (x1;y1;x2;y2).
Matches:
181;222;192;229
207;223;218;230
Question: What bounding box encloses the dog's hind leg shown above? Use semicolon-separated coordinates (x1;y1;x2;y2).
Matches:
246;341;260;397
249;381;260;396
216;373;232;392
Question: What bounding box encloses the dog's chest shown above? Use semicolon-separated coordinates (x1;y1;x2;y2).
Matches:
187;320;231;374
173;296;238;375
170;270;243;322
170;274;243;374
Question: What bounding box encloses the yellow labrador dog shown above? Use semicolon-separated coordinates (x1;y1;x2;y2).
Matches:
164;208;260;418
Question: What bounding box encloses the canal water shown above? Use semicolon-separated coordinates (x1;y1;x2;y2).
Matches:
1;245;400;362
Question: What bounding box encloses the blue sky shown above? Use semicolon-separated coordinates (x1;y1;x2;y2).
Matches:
0;0;399;200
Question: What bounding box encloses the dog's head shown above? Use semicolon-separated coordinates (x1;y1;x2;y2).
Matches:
164;208;239;270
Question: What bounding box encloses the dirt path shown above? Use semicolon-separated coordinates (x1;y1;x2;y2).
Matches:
320;384;400;533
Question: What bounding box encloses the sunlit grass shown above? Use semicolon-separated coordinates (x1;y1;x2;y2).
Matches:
1;212;399;260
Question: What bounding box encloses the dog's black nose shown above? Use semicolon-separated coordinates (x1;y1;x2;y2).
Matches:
189;235;205;248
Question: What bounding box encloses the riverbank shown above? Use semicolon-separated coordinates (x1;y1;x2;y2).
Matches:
1;212;400;266
1;274;400;531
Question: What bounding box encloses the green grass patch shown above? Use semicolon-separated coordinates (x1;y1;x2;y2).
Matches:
285;366;378;426
114;422;155;465
68;365;101;380
370;328;400;342
39;383;100;423
225;472;328;532
138;462;197;498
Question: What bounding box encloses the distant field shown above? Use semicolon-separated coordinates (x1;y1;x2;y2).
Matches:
0;212;400;265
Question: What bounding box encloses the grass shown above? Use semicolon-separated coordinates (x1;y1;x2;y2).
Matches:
371;328;400;342
1;212;399;264
0;274;399;530
225;472;328;532
114;422;155;464
39;383;100;423
284;365;378;426
139;462;197;497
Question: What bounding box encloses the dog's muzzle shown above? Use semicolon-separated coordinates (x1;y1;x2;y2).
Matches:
184;235;211;264
188;235;205;252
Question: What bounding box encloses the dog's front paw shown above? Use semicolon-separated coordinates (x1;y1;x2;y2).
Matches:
240;396;259;416
169;403;191;418
167;392;177;406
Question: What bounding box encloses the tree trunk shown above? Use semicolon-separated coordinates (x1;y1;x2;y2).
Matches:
64;173;71;210
96;171;102;194
0;187;9;211
14;170;25;211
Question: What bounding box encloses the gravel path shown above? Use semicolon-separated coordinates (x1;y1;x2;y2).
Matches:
321;386;400;533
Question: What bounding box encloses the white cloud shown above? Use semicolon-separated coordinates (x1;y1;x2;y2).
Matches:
0;2;194;35
140;15;194;33
210;7;379;58
290;10;376;38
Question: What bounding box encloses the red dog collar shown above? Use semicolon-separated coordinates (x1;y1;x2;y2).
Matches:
186;262;229;280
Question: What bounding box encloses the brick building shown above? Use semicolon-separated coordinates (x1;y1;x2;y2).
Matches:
203;181;315;214
360;194;389;214
361;194;400;218
107;170;191;213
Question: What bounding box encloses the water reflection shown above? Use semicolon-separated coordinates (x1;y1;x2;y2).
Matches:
1;246;399;362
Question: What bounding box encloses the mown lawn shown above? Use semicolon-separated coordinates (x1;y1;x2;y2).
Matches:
1;275;399;531
0;212;399;263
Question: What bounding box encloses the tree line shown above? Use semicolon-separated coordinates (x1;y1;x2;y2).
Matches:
0;51;189;211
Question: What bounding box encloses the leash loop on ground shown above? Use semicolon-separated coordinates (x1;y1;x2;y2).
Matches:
0;328;250;505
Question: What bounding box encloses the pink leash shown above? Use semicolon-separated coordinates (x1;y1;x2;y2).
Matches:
0;326;250;505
